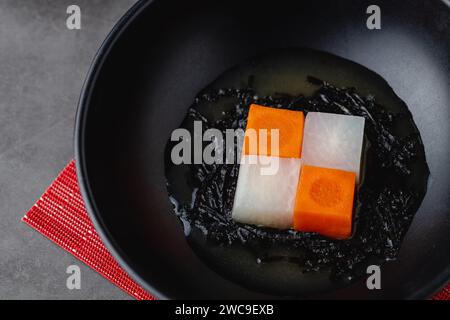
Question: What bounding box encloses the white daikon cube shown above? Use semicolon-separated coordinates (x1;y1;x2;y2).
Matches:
232;155;302;229
301;112;365;182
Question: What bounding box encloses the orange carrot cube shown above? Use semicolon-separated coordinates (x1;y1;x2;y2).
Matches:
293;165;356;239
243;104;304;158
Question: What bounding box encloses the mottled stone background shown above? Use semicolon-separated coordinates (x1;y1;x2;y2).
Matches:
0;0;138;300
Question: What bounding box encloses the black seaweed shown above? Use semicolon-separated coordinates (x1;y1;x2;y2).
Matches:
165;77;429;281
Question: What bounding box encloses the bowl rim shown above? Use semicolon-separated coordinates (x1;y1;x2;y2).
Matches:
74;0;169;300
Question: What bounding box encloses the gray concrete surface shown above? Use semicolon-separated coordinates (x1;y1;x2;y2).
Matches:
0;0;139;300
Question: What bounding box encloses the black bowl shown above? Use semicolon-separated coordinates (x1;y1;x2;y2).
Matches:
75;0;450;299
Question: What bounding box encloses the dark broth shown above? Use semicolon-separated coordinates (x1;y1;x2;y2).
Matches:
164;48;429;296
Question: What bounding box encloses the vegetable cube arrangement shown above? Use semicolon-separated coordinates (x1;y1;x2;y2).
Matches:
232;104;365;239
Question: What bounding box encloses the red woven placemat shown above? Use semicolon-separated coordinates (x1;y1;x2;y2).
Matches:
22;160;153;300
22;160;449;300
